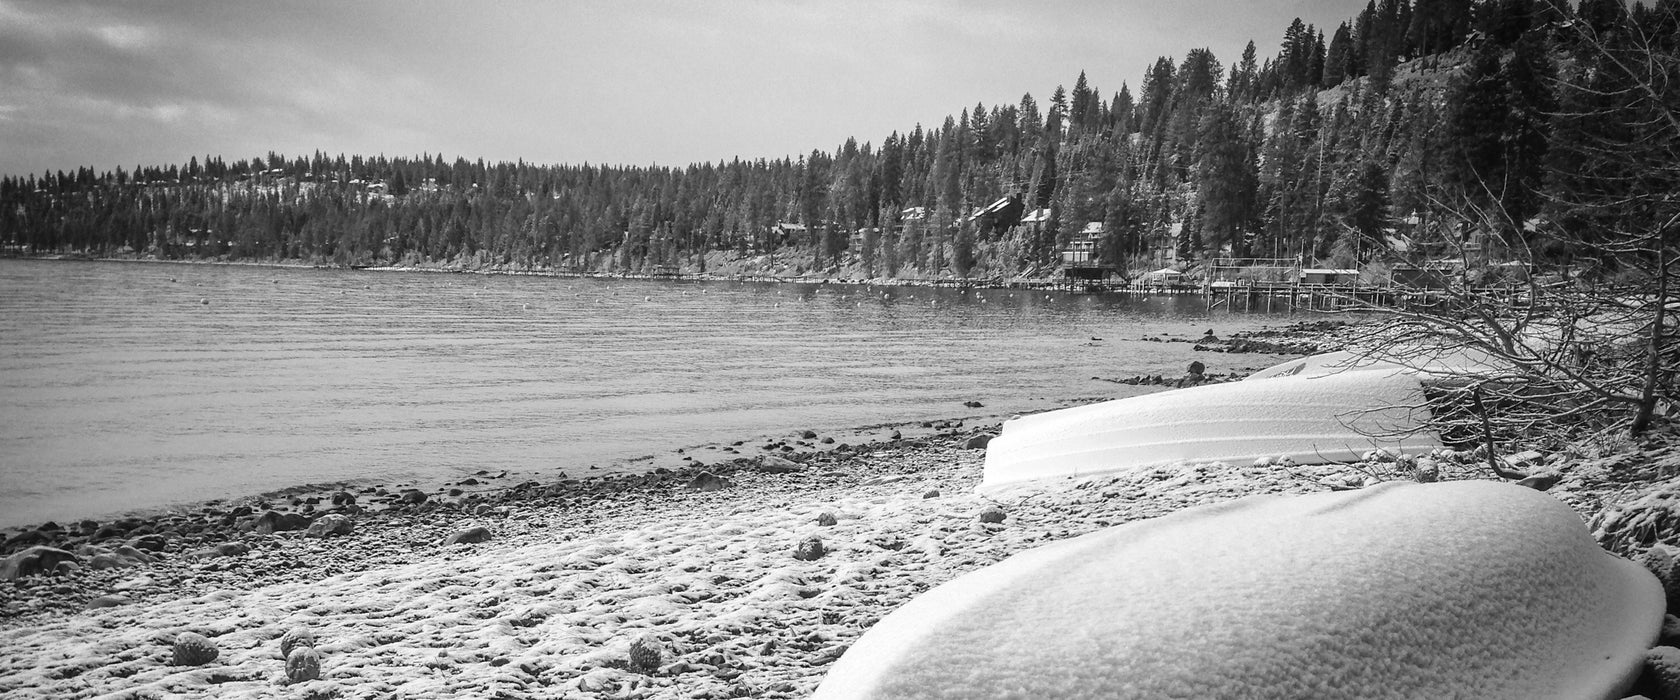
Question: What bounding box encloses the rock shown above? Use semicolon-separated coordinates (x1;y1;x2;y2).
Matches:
113;545;154;563
1639;545;1680;612
252;510;311;534
1413;457;1440;483
445;526;493;546
801;430;818;439
280;627;316;660
172;632;219;666
1646;646;1680;700
188;541;250;559
756;456;803;474
978;505;1007;524
2;546;79;580
305;514;353;538
816;512;838;527
685;472;732;491
1663;615;1680;647
793;536;826;561
922;489;941;499
85;594;130;610
126;534;168;552
89;553;136;570
1516;472;1562;491
964;433;994;449
628;635;664;674
285;646;322;683
399;489;429;505
3;529;52;551
1188;360;1206;376
330;491;356;506
963;400;984;408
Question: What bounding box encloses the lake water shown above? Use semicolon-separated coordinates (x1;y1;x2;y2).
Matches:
0;259;1290;528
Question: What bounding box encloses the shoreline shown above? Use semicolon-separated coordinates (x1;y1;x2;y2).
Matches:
3;422;1673;698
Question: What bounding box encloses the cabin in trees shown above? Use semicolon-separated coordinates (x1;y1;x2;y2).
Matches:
1020;207;1052;235
1061;221;1116;282
968;194;1026;237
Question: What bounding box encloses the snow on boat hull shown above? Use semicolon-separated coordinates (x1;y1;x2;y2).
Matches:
1247;345;1505;382
982;371;1441;491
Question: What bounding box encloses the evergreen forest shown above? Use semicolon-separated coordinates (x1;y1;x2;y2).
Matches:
2;0;1675;285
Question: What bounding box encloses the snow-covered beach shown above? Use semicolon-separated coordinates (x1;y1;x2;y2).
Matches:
4;413;1678;699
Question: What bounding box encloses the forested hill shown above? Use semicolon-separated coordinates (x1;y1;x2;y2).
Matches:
2;0;1674;282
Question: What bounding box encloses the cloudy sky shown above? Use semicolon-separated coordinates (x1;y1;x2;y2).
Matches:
0;0;1357;178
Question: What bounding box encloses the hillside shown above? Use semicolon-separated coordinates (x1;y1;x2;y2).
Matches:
1;0;1672;285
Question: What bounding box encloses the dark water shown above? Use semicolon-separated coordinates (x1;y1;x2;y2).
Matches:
0;259;1288;527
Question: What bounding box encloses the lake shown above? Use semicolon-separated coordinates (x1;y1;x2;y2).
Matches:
0;259;1291;528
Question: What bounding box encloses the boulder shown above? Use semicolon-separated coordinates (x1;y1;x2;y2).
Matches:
1647;646;1680;700
964;433;994;450
285;647;322;683
2;546;79;580
977;505;1007;524
628;635;664;674
188;541;249;559
126;534;169;552
445;526;493;546
793;536;826;561
398;489;429;505
816;512;838;527
252;510;310;534
280;627;316;659
757;456;803;474
305;514;353;539
172;632;219;666
685;472;732;491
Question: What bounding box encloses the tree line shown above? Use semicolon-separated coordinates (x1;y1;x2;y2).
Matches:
1;0;1672;281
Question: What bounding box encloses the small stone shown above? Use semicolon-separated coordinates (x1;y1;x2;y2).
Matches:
305;514;353;539
445;526;493;546
330;491;356;506
399;489;428;505
793;535;825;561
964;433;994;449
978;505;1007;524
685;472;732;491
800;430;818;439
280;627;316;659
628;635;664;674
285;646;322;683
816;512;838;527
922;489;941;499
172;632;219;666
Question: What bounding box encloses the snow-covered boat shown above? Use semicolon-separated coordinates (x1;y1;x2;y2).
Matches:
980;370;1442;491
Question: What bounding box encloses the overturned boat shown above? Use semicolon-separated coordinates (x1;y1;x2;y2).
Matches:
981;370;1442;491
